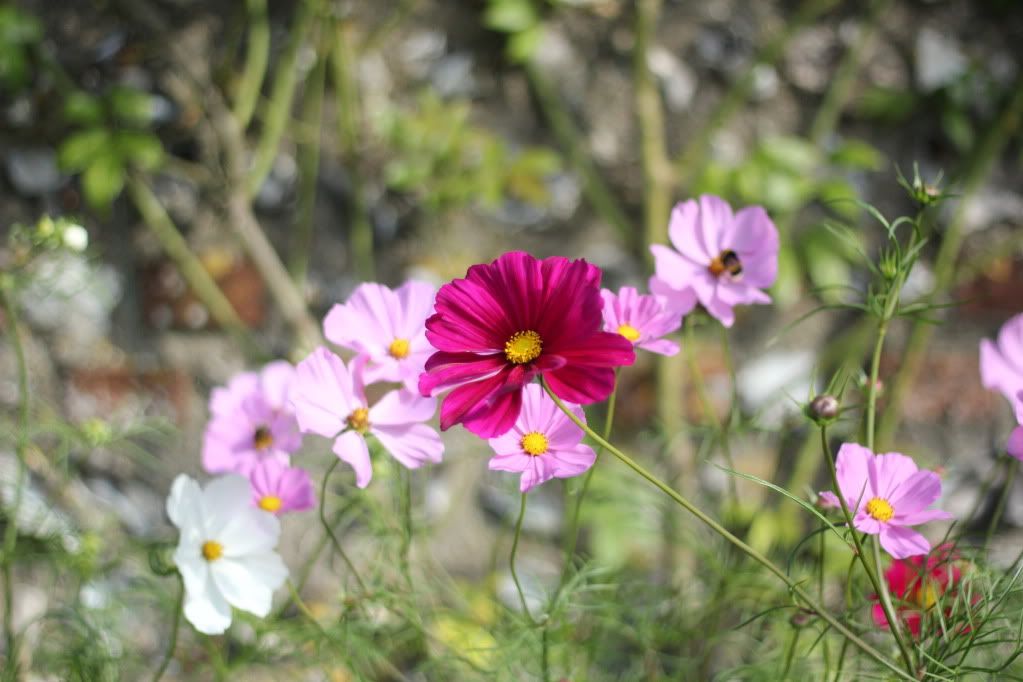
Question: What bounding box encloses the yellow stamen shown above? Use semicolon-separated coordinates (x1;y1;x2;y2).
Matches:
253;426;274;450
389;338;411;359
505;330;542;364
914;580;940;610
520;431;548;456
347;407;370;434
617;324;641;342
708;249;743;277
201;540;224;562
258;495;283;513
865;497;894;522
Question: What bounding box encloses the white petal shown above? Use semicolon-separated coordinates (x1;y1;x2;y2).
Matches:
183;569;233;635
201;475;254;537
218;507;281;558
166;475;202;531
211;553;286;618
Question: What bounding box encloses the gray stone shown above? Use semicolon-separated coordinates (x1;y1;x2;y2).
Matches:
430;53;476;98
916;27;967;92
5;148;62;196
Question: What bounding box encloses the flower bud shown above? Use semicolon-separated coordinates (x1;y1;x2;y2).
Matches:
808;394;840;422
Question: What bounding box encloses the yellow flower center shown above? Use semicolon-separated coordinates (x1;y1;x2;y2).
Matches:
258;495;283;513
708;249;743;277
389;338;411;359
913;580;941;610
617;324;641;342
202;540;224;562
253;426;274;450
347;407;370;434
865;497;895;522
520;431;549;456
505;330;542;364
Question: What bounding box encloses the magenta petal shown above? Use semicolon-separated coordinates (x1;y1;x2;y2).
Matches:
545;365;616;405
420;352;506;396
438;371;507;431
462;386;523;438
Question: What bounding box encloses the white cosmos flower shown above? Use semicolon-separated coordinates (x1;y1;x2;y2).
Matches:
166;474;288;635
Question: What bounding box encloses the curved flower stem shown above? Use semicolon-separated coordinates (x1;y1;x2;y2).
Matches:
320;458;368;594
540;378;916;681
820;427;916;674
509;492;537;625
397;463;414;591
984;457;1018;552
151;574;184;682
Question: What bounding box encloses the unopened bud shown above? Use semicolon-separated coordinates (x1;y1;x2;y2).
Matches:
808;394;840;421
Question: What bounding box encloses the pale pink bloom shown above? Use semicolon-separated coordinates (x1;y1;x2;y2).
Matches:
600;286;683;356
324;281;437;392
980;313;1023;414
249;459;315;515
290;347;443;488
1009;391;1023;461
649;195;779;327
487;384;596;492
819;443;952;559
203;361;301;476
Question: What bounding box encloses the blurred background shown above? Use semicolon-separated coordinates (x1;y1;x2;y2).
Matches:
2;0;1023;678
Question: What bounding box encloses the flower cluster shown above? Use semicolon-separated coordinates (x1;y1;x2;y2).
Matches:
980;313;1023;461
871;544;972;639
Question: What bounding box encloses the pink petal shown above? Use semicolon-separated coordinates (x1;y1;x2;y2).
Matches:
895;508;953;526
649;275;698;318
651;246;701;290
667;199;713;264
1009;426;1023;461
724;205;779;288
879;525;931;560
370;389;437;426
868;452;919;501
834;442;875;506
549;444;596;477
488;452;533;473
333;431;372;488
887;470;941;514
372;422;444;469
291;347;359;438
259;361;296;411
395;280;437;339
817;491;841;509
638;338;680;356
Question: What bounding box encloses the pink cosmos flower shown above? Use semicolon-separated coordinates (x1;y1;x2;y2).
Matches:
419;252;635;438
649;195;779;327
324;280;437;392
980;313;1023;413
1009;391;1023;461
203;361;301;476
290;347;443;488
249;459;315;515
600;286;683;356
487;384;596;492
818;443;952;559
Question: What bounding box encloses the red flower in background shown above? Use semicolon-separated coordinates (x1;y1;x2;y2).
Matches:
419;252;635;438
872;544;972;638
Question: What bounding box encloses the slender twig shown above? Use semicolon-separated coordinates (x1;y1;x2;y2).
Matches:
151;575;184;682
984;457;1018;552
232;0;270;129
319;459;368;594
397;462;414;592
541;378;916;681
781;625;802;679
0;286;29;662
509;492;537;625
289;49;327;285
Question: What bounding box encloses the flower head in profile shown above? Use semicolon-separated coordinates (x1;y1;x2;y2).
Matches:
980;313;1023;413
487;384;596;492
649;195;779;327
203;361;301;476
290;347;443;488
872;544;970;638
419;251;635;438
819;443;952;559
249;459;315;515
600;286;683;356
167;474;288;635
1008;391;1023;461
324;280;437;392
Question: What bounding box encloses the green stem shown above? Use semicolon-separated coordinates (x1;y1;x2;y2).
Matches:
151;575;184;682
781;625;802;679
0;287;29;660
232;0;270;129
540;378;916;681
820;427;916;675
320;458;368;594
984;457;1018;552
509;492;536;624
288;50;326;285
397;463;414;591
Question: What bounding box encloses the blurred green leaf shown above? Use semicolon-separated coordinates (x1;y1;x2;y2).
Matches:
772;243;803;306
804;232;853;303
758;135;819;174
942;107;974;152
830;139;885;171
63;92;104;126
58;129;111;171
115;131;164;170
484;0;538;33
856;86;917;122
108;87;153;125
0;7;42;44
82;154;125;210
507;24;543;64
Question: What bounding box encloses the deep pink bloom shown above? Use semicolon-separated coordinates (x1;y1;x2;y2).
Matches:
600;286;683;356
324;280;437;392
871;544;970;638
819;443;952;559
980;314;1023;414
203;362;301;476
290;347;443;488
249;459;315;515
649;195;779;327
487;384;596;492
419;252;635;438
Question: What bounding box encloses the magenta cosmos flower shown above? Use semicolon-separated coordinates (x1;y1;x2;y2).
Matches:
487;384;596;492
203;361;301;476
600;285;683;356
249;459;315;515
324;280;437;392
819;443;952;559
419;252;635;438
290;347;443;488
980;313;1023;413
649;195;779;327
